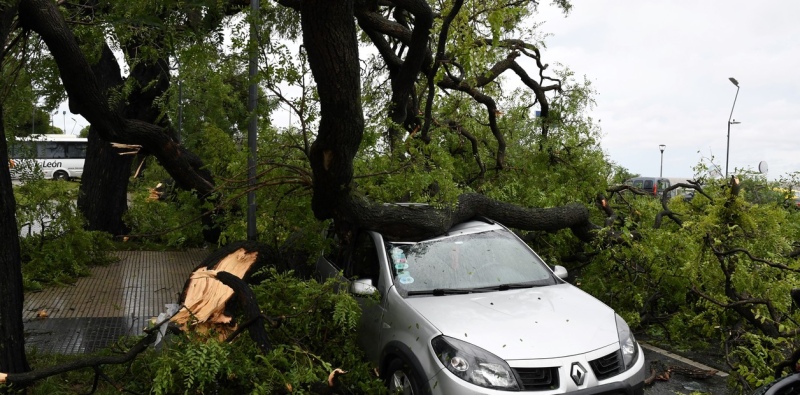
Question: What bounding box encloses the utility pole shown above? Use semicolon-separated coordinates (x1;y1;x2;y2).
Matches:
247;0;260;241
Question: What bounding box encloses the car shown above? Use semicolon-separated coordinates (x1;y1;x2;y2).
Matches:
753;372;800;395
624;176;675;198
317;217;646;394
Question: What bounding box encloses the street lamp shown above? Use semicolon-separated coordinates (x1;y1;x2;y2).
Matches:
725;77;740;179
62;110;66;133
659;144;666;177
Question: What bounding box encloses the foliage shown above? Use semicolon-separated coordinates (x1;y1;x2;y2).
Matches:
123;165;207;248
23;271;385;394
580;171;800;391
0;30;66;138
14;176;116;291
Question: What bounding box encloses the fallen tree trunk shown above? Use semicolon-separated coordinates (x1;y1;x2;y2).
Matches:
336;193;598;242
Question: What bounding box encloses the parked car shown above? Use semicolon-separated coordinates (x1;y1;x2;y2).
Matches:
317;218;646;394
624;176;676;198
753;372;800;395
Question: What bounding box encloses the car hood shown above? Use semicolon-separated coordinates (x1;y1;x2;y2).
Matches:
404;284;619;360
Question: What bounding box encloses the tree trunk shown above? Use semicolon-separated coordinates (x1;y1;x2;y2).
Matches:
78;36;173;236
77;126;134;235
301;0;364;221
0;104;31;376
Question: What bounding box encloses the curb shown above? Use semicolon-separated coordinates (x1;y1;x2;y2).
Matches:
640;342;729;378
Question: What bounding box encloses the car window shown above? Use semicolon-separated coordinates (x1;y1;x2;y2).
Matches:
323;229;344;268
387;229;556;295
347;232;380;286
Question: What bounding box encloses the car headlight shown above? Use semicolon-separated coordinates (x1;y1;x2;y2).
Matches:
431;335;520;390
615;314;639;370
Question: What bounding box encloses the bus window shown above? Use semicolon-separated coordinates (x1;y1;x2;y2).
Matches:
67;143;87;158
643;180;653;190
40;142;66;159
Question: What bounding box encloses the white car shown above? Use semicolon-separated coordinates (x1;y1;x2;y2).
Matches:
317;218;646;394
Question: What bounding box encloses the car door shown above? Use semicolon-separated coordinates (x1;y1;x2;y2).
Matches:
346;232;388;363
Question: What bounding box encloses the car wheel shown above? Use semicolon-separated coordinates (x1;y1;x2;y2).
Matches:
385;358;425;395
53;171;69;181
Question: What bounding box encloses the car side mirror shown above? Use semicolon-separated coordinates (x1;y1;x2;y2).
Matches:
351;278;378;296
552;265;568;280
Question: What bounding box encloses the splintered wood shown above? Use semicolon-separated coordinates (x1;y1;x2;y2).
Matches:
171;248;258;339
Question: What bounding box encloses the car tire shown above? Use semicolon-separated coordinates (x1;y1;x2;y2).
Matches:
53;171;69;181
385;357;426;395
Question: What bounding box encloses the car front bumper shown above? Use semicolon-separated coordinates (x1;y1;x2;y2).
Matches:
425;343;646;395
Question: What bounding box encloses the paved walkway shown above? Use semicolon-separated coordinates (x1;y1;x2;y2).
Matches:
23;249;207;354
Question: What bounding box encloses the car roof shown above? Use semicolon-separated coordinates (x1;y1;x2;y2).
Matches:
446;219;502;234
385;218;504;244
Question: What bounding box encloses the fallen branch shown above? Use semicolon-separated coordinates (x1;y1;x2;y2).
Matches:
0;314;171;386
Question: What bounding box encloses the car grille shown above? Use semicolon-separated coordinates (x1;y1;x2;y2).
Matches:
513;367;559;391
590;350;623;380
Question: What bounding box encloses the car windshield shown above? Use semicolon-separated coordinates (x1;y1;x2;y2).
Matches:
387;229;557;296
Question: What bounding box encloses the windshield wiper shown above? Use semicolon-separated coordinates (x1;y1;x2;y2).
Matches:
473;282;543;292
407;288;473;296
407;282;544;296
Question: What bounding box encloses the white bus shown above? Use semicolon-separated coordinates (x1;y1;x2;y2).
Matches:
9;134;87;181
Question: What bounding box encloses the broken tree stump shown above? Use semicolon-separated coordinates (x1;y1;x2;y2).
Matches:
171;241;274;346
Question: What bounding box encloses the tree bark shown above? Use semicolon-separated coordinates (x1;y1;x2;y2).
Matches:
0;7;31;371
77;33;174;236
301;0;364;221
78;126;134;235
77;44;132;236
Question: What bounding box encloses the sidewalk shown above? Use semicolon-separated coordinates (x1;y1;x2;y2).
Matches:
23;249;207;354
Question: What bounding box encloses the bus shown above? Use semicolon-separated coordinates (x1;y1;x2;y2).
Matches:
9;134;87;181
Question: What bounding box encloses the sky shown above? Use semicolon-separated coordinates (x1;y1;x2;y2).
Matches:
59;1;800;180
534;1;800;181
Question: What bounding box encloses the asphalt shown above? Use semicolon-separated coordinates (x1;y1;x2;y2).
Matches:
641;342;734;394
21;249;736;393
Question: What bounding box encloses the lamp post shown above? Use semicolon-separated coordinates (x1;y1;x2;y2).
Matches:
62;110;66;133
659;144;666;177
725;77;740;179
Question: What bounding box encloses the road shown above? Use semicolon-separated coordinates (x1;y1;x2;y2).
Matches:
642;343;733;394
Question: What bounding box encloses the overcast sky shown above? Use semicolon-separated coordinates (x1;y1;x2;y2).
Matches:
536;1;800;181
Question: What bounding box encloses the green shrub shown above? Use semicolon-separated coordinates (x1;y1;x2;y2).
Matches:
123;166;207;248
15;177;115;290
581;173;800;390
131;270;382;394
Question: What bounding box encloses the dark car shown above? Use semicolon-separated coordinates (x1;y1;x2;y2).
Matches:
753;372;800;395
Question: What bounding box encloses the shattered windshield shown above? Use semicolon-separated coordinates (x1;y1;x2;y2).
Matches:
387;229;557;296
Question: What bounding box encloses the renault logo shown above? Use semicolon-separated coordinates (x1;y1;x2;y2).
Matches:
570;362;587;386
